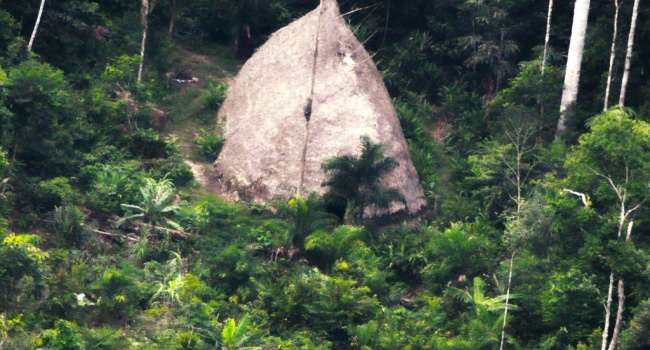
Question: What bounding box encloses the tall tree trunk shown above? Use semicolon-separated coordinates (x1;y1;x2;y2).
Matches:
603;0;621;111
168;0;177;36
557;0;591;135
607;279;626;350
607;220;634;350
500;252;516;350
27;0;46;52
601;272;614;350
541;0;554;75
138;0;150;83
619;0;640;106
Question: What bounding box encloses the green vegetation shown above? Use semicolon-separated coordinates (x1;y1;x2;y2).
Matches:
1;0;650;349
194;129;225;162
321;136;406;222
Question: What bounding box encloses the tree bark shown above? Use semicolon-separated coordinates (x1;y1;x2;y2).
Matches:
603;0;621;111
557;0;591;135
542;0;554;75
27;0;46;52
138;0;150;83
619;0;640;106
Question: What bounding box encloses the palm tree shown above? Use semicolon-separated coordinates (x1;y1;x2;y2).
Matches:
457;0;519;94
280;193;337;246
321;136;406;222
117;177;181;230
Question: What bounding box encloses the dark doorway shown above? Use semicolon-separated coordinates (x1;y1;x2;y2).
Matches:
324;194;347;223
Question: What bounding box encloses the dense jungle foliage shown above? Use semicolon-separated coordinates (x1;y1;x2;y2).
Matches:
1;0;650;349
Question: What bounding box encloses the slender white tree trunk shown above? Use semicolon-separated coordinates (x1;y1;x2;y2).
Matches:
27;0;47;52
619;0;640;106
608;279;626;350
557;0;591;134
542;0;554;75
500;252;516;350
601;272;614;350
607;221;634;350
603;0;621;111
138;0;150;83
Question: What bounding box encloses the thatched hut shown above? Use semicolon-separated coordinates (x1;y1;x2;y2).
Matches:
212;0;426;215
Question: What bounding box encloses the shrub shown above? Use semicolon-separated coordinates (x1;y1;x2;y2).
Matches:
32;177;79;211
305;225;366;269
92;264;147;322
194;129;225;162
83;327;131;349
200;81;228;112
0;234;48;311
148;156;194;187
129;129;170;159
37;319;84;350
81;161;143;213
421;222;498;292
53;205;88;248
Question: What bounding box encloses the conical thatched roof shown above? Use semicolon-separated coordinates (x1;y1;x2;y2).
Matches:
212;0;426;214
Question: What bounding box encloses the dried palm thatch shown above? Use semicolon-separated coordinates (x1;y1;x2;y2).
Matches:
212;0;426;215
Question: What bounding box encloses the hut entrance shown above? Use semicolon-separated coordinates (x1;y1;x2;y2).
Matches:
324;194;347;223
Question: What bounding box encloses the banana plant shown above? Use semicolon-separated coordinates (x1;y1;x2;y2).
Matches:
117;176;182;230
445;277;516;321
151;252;185;305
219;314;262;350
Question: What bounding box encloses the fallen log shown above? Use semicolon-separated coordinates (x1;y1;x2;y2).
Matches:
253;246;301;262
92;229;139;242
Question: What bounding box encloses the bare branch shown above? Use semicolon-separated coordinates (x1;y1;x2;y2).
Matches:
563;189;590;207
587;166;622;200
624;201;644;219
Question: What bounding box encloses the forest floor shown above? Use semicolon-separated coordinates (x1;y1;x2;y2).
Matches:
161;42;241;188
